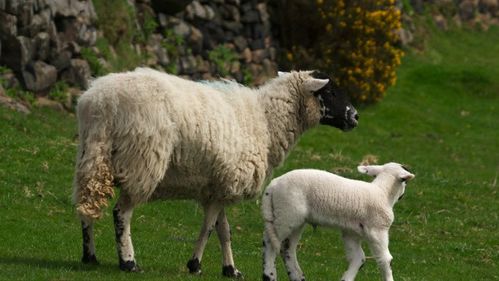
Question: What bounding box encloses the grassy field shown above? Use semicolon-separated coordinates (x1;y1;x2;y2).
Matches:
0;26;498;280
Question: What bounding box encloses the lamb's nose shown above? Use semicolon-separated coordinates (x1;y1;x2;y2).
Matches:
354;113;359;121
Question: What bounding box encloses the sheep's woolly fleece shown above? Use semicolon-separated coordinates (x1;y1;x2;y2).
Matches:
73;68;328;221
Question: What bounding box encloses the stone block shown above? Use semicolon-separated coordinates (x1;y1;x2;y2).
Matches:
0;11;18;38
22;61;57;92
0;36;33;72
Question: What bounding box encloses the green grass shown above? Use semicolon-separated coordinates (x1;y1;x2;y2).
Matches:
1;27;498;280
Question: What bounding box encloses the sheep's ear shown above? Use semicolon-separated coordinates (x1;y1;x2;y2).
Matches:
278;71;290;77
357;165;382;176
303;78;329;93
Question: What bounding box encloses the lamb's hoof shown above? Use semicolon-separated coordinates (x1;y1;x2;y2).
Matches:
119;260;142;272
222;265;243;279
187;258;202;275
81;254;99;265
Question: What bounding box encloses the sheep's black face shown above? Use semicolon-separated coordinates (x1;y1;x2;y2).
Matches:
311;71;359;131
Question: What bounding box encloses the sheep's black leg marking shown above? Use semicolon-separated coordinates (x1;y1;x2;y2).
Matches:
187;257;201;274
216;209;243;278
81;221;98;264
262;273;272;281
222;265;242;278
113;199;141;273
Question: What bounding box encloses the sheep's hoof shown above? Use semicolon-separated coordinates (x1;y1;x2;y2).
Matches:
81;254;99;265
187;258;202;275
262;273;272;281
119;260;142;272
222;265;243;279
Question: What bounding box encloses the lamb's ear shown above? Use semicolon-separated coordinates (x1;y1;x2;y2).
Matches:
399;171;415;182
303;78;329;93
278;71;290;77
357;165;382;176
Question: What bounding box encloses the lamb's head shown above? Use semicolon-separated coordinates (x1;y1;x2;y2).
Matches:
357;162;415;201
278;70;358;131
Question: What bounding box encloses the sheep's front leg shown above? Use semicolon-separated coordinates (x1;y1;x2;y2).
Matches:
81;220;98;264
113;194;140;272
280;226;306;281
367;230;393;281
340;231;365;281
216;208;243;278
262;230;278;281
187;203;223;275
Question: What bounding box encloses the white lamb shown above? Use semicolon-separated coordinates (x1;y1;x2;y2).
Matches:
261;162;415;281
72;68;359;276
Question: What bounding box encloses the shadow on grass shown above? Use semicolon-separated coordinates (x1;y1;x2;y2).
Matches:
0;255;116;272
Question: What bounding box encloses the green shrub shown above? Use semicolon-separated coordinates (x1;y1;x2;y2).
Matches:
81;47;107;76
5;87;35;106
161;29;189;74
48;81;69;104
208;45;238;77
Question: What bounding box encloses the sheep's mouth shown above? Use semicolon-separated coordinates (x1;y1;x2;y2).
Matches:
319;104;358;131
320;115;358;131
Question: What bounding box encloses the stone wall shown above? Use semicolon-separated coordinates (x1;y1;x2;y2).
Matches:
400;0;499;45
0;0;278;98
0;0;96;92
1;0;498;99
137;0;278;85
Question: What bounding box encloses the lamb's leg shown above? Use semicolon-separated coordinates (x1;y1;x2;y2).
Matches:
367;230;393;281
262;230;278;281
340;231;365;281
81;220;98;264
280;225;306;281
113;194;140;272
187;203;223;275
215;208;243;278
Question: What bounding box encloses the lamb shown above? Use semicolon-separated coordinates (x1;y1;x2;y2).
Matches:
261;162;415;281
72;68;359;277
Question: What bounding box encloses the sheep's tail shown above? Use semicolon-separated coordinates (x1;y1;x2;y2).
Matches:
261;182;281;252
72;105;115;223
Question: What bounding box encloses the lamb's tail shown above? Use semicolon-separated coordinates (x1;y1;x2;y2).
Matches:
72;103;115;223
261;181;281;253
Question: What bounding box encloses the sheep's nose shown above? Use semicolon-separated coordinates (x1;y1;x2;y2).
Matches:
354;113;359;121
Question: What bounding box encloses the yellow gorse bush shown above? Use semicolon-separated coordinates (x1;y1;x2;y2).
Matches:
306;0;403;103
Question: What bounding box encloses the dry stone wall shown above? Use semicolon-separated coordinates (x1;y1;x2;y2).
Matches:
0;0;278;98
1;0;498;101
142;0;278;85
0;0;96;92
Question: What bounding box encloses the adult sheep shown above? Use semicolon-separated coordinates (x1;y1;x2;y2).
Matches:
72;68;358;277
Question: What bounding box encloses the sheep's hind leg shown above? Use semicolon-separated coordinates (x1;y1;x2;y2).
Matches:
262;230;278;281
113;194;141;272
187;203;223;275
340;231;365;281
216;208;243;278
81;221;98;264
281;225;306;281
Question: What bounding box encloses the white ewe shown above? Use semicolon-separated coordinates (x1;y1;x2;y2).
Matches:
72;68;358;276
261;162;415;281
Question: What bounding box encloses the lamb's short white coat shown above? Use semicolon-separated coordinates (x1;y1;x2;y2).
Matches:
261;162;415;281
